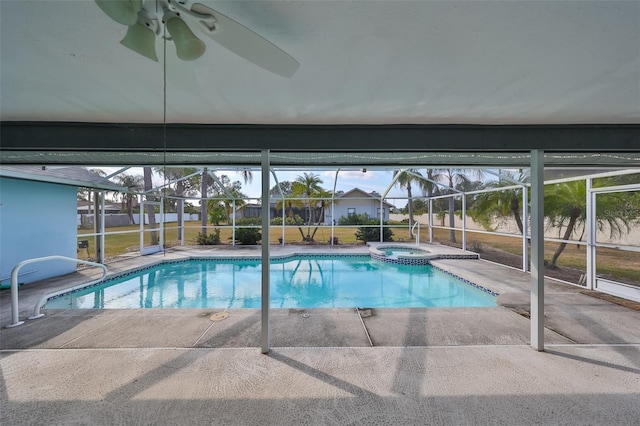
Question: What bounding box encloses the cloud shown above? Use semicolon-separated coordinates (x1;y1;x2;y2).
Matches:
321;170;376;180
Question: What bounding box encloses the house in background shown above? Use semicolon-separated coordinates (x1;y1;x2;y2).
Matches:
0;166;122;287
325;188;394;224
234;188;394;225
235;202;323;223
235;203;278;220
77;201;122;215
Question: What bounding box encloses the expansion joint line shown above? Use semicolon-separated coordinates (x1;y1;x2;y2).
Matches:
193;322;216;347
355;308;374;347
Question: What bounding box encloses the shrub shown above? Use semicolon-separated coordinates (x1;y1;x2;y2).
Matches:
339;213;394;242
195;229;221;245
355;225;394;242
235;217;262;226
230;227;262;245
208;207;226;225
338;213;371;225
270;216;301;226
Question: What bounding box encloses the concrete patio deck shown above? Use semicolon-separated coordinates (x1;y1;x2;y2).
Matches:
1;243;639;424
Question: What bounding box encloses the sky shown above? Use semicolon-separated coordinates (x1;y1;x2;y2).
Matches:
97;167;412;205
95;167;505;208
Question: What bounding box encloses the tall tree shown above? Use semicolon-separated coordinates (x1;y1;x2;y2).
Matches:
273;181;303;222
424;169;443;198
201;167;210;235
468;171;529;235
294;173;324;241
435;169;484;243
269;181;294;198
114;173;144;224
200;168;252;236
78;167;107;202
143;167;158;246
155;167;199;240
544;179;639;267
393;169;422;237
208;178;247;222
308;189;333;241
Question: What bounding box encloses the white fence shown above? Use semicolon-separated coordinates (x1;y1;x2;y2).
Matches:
78;213;199;228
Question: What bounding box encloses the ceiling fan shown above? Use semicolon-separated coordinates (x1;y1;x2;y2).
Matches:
95;0;299;77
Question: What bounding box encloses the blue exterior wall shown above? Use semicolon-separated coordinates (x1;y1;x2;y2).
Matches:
0;177;77;285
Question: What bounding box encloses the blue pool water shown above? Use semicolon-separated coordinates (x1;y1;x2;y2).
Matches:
379;246;428;257
45;256;496;309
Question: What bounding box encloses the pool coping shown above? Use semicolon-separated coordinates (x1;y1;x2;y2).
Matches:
43;248;497;308
4;245;640;352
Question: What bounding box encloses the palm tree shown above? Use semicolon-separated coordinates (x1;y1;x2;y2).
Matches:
155;167;199;240
220;187;248;222
308;188;333;241
78;168;108;222
143;167;158;245
423;169;444;197
238;169;253;185
201;168;211;234
79;167;106;201
294;172;324;241
270;181;294;199
544;179;639;267
273;181;304;224
393;169;428;237
435;169;485;243
114;173;144;224
468;171;529;235
200;168;252;235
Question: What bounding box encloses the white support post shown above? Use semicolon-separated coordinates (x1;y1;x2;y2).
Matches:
261;150;271;354
232;200;236;247
179;199;185;246
330;199;335;246
282;201;286;245
379;198;384;242
429;198;433;243
100;191;105;264
92;190;97;258
139;195;144;256
331;170;339;246
462;195;467;251
93;190;100;262
159;198;164;250
586;179;595;290
530;150;545;351
522;186;529;272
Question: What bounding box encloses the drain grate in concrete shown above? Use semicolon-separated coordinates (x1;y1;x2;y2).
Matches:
210;312;230;322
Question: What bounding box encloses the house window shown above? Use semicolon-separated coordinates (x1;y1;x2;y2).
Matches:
347;208;356;216
377;208;384;219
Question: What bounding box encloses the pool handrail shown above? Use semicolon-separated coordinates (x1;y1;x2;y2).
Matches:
411;222;420;245
6;255;108;328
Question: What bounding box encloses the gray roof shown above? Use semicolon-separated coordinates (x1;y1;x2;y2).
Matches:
0;166;124;191
337;188;395;207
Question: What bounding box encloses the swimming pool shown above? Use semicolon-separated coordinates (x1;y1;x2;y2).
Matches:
379;247;426;256
45;255;496;309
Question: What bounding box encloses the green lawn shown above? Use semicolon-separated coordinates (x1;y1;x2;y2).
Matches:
430;228;640;284
78;220;639;284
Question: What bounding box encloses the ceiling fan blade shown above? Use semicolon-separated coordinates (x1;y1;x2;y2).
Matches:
188;3;299;78
95;0;140;26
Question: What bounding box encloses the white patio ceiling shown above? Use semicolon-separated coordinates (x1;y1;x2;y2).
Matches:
1;0;638;125
0;1;638;165
1;1;638;351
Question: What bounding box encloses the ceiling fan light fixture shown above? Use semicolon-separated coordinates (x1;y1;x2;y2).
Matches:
165;14;206;61
120;22;158;62
95;0;141;26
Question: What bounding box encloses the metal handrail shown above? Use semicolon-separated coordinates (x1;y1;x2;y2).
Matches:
411;222;420;246
6;256;108;328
